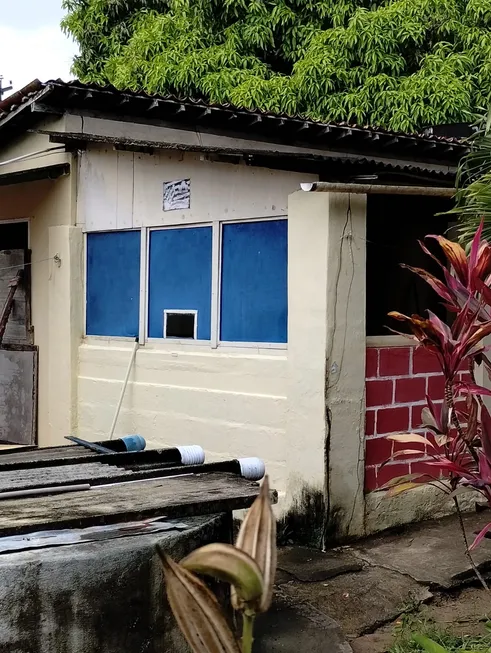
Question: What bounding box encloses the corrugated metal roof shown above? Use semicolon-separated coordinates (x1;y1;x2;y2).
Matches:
0;79;468;176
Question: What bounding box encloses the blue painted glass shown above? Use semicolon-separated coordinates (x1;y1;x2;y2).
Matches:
148;227;213;339
220;220;287;343
86;231;141;337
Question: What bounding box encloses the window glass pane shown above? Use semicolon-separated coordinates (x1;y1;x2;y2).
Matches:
86;231;141;337
220;220;287;343
148;227;213;339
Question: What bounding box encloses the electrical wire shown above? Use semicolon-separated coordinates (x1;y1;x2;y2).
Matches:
0;256;57;272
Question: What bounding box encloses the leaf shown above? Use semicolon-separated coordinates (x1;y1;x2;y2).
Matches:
469;521;491;550
480;404;491;461
381;449;427;465
378;473;426;489
455;382;491;397
412;634;449;653
386;433;430;445
386;482;422;496
157;549;241;653
181;543;263;605
234;475;276;613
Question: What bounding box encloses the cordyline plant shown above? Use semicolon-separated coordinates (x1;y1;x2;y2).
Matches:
157;476;276;653
383;221;491;586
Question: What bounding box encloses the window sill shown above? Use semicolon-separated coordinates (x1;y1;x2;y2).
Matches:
82;336;287;356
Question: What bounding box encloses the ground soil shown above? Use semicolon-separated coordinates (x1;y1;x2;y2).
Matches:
351;585;491;653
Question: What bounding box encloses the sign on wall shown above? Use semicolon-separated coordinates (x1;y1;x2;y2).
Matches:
163;179;191;211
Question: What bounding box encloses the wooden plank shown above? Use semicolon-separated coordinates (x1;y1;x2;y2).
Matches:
0;472;269;536
0;463;134;492
0;347;38;445
0;445;96;465
0;250;27;344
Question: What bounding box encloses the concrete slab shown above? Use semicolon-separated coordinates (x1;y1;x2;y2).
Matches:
279;566;431;638
255;590;353;653
278;546;363;582
351;513;491;589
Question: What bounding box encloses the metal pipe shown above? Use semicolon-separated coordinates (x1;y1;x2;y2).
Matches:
300;181;455;197
0;484;90;500
108;339;139;440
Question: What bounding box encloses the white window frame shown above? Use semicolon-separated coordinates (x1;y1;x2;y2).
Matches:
84;216;288;350
216;216;288;350
83;227;144;343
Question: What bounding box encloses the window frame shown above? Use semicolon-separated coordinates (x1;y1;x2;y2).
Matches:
84;216;288;350
164;309;198;340
84;227;142;341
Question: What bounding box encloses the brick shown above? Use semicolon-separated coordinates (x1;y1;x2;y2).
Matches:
365;410;376;436
376;462;411;489
413;347;441;374
379;347;410;377
366;348;379;378
411;404;426;429
364;467;378;492
427;374;445;400
365;436;393;466
376;406;410;434
395;377;426;404
410;460;445;480
366;379;393;407
458;372;473;385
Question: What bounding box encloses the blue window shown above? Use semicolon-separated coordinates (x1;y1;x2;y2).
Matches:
148;227;213;339
220;220;287;343
86;231;141;337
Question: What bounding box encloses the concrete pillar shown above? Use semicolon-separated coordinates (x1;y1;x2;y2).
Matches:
47;226;84;444
286;191;367;542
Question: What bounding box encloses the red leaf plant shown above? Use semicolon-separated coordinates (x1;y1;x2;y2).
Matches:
384;221;491;553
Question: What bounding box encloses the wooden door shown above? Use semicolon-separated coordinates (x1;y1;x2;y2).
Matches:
0;248;37;445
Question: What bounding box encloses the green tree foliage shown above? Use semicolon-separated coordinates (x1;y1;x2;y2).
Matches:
62;0;491;132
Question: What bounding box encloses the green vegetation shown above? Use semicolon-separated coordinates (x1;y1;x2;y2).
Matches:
62;0;491;133
391;616;491;653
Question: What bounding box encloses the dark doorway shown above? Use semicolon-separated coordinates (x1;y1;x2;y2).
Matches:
366;195;453;337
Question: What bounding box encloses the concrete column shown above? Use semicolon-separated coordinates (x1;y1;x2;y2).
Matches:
286;191;367;543
47;226;84;444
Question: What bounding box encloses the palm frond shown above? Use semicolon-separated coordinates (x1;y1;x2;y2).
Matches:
449;112;491;245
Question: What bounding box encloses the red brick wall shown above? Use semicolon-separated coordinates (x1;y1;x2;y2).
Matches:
364;345;462;492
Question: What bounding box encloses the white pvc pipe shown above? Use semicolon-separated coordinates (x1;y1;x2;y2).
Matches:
108;340;139;440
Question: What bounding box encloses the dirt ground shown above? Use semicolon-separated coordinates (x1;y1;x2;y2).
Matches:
351;585;491;653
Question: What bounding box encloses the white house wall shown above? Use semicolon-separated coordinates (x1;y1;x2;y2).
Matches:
77;144;317;503
78;145;315;230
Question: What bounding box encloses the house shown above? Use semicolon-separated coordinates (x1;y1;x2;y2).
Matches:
0;79;470;539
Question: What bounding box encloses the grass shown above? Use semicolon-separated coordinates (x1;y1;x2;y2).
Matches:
390;614;491;653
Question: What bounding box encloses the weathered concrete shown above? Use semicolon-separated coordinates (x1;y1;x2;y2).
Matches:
268;511;491;649
279;566;431;639
255;590;353;653
364;482;482;535
278;546;362;582
351;512;491;588
0;513;230;653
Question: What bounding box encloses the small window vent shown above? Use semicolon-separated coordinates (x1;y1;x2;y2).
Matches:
164;310;197;339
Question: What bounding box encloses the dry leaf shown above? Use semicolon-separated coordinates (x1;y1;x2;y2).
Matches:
233;475;276;613
158;547;241;653
181;543;263;605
